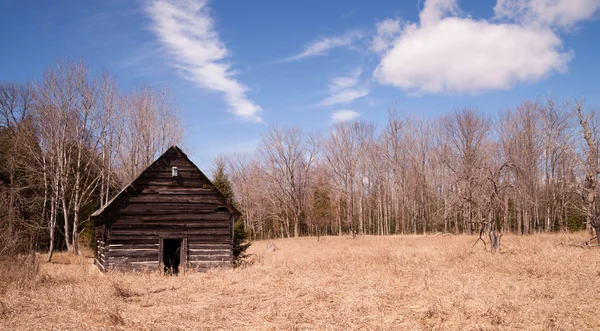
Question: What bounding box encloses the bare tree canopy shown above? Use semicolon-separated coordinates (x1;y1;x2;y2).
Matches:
0;57;185;259
220;100;600;240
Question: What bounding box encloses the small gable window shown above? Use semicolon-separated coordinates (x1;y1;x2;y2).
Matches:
172;167;178;177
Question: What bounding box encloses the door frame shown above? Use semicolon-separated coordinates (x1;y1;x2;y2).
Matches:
158;237;188;274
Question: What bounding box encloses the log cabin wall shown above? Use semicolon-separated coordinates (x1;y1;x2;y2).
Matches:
91;146;236;273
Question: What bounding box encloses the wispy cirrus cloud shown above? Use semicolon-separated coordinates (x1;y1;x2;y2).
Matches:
319;88;369;107
280;30;363;62
372;18;401;54
319;68;369;107
145;0;262;122
494;0;600;28
331;109;360;122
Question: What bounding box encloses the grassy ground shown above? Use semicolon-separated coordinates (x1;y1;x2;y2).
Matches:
1;233;599;330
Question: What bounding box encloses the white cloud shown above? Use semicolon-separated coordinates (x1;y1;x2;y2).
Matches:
145;0;262;122
419;0;459;27
319;68;369;106
281;30;363;62
494;0;600;28
373;0;581;95
328;68;362;93
320;88;369;107
372;18;401;54
331;110;360;122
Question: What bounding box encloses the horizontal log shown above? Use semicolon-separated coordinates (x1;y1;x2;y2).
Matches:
139;172;206;180
152;157;193;165
188;254;232;262
110;227;230;235
112;209;228;216
125;195;226;204
119;201;226;207
147;187;219;194
109;261;160;267
113;214;231;222
111;224;187;232
133;189;222;196
188;261;232;269
109;230;231;237
158;160;204;169
108;237;159;244
106;264;159;273
111;222;230;230
144;167;197;173
107;256;160;263
134;179;213;187
114;204;225;213
189;249;231;255
107;249;159;258
130;262;161;268
188;243;231;248
108;244;159;250
189;239;233;244
109;235;159;240
109;234;230;242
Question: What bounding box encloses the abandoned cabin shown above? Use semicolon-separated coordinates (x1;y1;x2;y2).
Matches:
90;146;240;273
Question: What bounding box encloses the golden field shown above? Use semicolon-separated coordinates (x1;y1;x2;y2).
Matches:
1;233;599;330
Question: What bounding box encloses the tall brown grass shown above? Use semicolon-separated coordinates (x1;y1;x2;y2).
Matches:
1;233;599;330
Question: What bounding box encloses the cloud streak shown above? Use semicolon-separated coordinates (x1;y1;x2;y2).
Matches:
331;109;360;122
494;0;600;28
281;30;363;62
145;0;262;122
319;68;369;107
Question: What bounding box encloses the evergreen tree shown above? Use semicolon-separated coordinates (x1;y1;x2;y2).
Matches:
212;157;251;267
311;175;332;239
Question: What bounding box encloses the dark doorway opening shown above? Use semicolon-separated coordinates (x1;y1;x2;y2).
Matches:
163;239;181;275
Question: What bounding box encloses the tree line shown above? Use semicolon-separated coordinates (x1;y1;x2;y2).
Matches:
0;58;184;260
222;99;600;242
3;58;599;258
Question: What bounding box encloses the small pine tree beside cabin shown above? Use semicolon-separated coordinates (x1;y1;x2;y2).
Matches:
90;146;240;273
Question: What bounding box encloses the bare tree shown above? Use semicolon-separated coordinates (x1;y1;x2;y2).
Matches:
573;100;600;241
539;98;572;232
439;108;491;234
0;81;43;256
259;127;318;237
221;100;594;241
381;109;406;233
118;85;183;184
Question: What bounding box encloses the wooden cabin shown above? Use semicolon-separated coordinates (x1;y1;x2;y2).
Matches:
90;146;239;273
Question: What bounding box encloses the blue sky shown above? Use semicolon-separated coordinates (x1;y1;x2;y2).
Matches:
1;0;600;170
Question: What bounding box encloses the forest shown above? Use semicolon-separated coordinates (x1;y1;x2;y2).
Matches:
0;58;184;259
223;100;600;241
2;58;600;261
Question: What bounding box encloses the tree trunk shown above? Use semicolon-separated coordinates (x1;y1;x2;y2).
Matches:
62;197;73;253
488;229;503;253
47;226;55;262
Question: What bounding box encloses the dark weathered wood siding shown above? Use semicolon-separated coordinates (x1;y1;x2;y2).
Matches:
93;147;235;272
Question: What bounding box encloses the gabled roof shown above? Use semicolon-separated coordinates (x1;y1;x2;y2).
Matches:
90;145;241;219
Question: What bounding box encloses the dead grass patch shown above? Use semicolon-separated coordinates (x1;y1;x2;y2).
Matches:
1;233;599;330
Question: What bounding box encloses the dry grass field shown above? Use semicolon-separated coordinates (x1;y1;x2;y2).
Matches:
1;233;600;330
